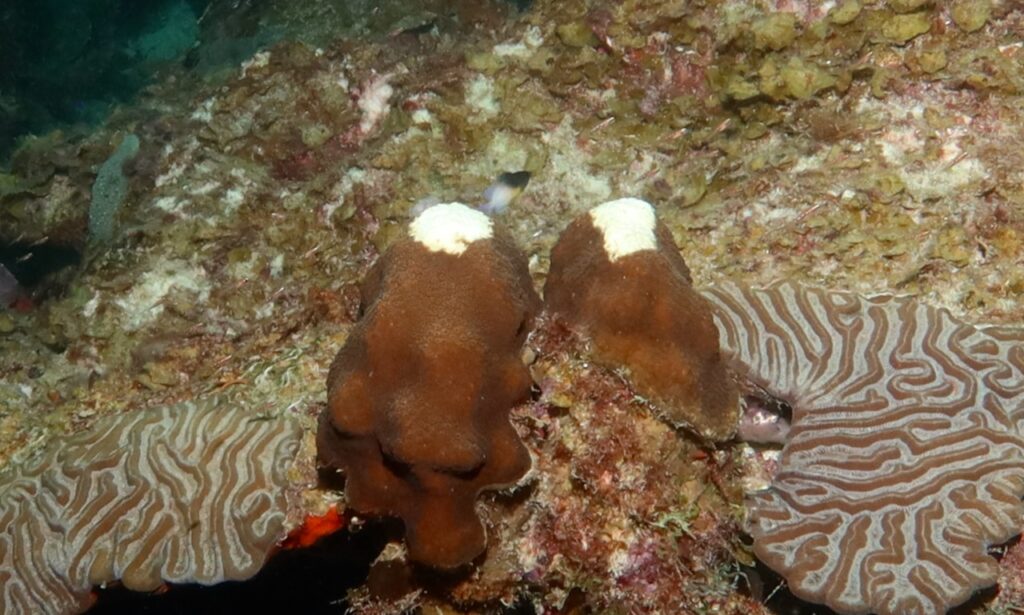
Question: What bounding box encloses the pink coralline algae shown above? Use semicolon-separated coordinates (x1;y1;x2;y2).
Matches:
704;280;1024;615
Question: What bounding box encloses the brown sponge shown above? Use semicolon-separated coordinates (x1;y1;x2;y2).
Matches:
317;203;539;569
543;198;738;441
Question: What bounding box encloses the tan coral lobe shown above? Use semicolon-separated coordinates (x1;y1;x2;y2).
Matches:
317;202;538;569
704;281;1024;615
543;198;739;441
0;398;306;615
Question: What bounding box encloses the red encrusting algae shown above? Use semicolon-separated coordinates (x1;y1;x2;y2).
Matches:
281;504;346;550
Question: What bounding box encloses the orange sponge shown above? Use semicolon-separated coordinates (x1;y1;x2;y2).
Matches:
543;198;738;441
317;203;539;569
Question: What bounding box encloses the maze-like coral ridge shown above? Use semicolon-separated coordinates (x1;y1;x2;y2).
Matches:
0;399;303;615
703;281;1024;615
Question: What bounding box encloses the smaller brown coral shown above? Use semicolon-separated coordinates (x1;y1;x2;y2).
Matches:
317;203;539;569
543;198;739;441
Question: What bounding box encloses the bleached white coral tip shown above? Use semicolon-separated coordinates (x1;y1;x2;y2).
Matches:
588;198;658;261
410;202;494;255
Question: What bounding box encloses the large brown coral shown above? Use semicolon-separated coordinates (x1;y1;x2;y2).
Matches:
317;203;539;569
543;198;739;441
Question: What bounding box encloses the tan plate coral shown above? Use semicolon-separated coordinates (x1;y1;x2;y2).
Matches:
0;397;308;615
704;281;1024;615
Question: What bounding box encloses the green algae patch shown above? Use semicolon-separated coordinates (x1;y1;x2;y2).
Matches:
879;12;932;44
556;22;598;48
751;13;798;51
830;0;862;24
951;0;991;32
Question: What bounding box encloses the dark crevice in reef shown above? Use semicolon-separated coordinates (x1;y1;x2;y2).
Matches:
0;242;80;287
87;522;390;614
0;241;81;304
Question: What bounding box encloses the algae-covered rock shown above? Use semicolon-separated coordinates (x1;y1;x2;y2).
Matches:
830;0;862;25
751;13;798;51
465;51;505;74
556;22;598;48
786;58;836;99
880;12;932;44
951;0;991;32
722;74;761;101
916;48;948;74
889;0;928;13
300;124;332;148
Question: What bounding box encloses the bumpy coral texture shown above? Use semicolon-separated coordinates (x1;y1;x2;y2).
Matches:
317;225;539;569
704;281;1024;615
0;398;304;615
543;206;739;441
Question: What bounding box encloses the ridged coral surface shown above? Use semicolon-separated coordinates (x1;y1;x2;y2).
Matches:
0;398;304;615
703;281;1024;615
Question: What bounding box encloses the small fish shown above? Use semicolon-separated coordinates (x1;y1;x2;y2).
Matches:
479;171;531;216
409;171;533;219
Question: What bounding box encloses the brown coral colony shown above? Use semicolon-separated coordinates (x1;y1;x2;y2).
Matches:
544;198;740;441
317;202;539;569
317;198;748;570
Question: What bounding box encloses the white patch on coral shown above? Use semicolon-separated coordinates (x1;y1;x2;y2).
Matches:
152;196;185;214
493;25;544;58
465;131;530;181
589;198;658;261
608;547;633;578
902;157;986;201
227;252;259;280
115;258;211;331
741;189;799;224
240;50;271;78
156;162;187;188
411;108;433;125
223;187;246;214
410;203;493;255
879;126;924;165
189;180;220;196
791;149;827;173
269;254;284;278
358;72;394;134
82;292;100;318
154;138;198;188
538;119;612;206
191;98;215;122
465;75;500;120
255;301;275;319
320;168;366;227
